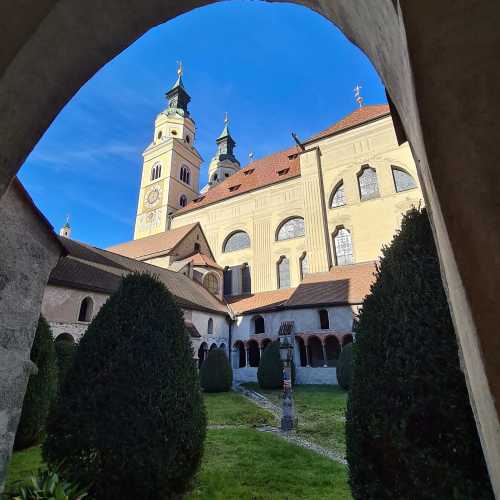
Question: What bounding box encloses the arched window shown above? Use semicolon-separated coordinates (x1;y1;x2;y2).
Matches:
198;342;208;368
211;173;218;183
179;194;188;207
319;309;330;329
150;162;162;181
180;165;191;185
330;181;346;208
207;318;214;335
241;263;251;294
253;315;265;334
333;227;353;266
357;165;379;200
223;231;250;252
223;267;233;296
277;256;290;289
248;340;260;367
234;341;246;368
277;217;305;241
55;333;74;344
204;273;219;295
78;297;93;322
299;252;309;280
392;166;417;192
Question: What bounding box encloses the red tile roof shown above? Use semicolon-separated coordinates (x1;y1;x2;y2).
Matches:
305;105;390;143
106;223;198;260
174;105;390;216
175;147;301;215
227;288;296;315
188;252;223;270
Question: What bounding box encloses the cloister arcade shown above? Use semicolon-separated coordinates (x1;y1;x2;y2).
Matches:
232;332;352;369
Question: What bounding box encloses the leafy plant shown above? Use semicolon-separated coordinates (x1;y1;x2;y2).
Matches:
14;316;58;450
200;348;233;392
43;273;206;500
346;208;494;499
14;470;87;500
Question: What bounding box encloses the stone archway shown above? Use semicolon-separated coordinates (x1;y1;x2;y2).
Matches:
1;2;499;493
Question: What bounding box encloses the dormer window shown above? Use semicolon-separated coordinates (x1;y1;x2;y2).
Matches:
277;168;290;176
193;196;205;203
243;169;255;176
228;184;241;192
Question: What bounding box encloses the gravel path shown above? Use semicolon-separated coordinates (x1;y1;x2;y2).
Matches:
232;384;347;465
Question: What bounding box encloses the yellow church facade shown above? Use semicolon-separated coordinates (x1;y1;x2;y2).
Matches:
132;71;423;296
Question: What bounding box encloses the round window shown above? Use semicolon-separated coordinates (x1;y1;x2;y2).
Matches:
171;129;178;136
186;135;191;144
157;130;162;140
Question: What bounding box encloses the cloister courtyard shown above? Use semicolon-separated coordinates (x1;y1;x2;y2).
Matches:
4;386;351;500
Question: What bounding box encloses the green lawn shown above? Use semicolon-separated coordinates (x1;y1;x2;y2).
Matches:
204;391;276;427
244;384;348;456
4;390;351;499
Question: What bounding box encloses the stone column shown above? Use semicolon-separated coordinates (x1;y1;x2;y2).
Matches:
305;342;310;368
321;341;328;367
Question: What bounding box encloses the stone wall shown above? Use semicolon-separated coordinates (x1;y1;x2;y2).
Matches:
296;367;338;385
0;182;61;492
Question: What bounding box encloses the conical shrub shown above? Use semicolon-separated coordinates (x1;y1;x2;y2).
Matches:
14;315;58;450
336;342;353;391
43;273;206;500
200;348;232;392
257;340;296;389
346;208;493;499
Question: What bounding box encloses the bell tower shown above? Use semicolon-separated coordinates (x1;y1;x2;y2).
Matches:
201;113;240;192
134;63;202;240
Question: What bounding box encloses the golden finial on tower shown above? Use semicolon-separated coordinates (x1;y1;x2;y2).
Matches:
354;84;364;108
176;60;183;78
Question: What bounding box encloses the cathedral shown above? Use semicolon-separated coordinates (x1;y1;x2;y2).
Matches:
41;67;424;384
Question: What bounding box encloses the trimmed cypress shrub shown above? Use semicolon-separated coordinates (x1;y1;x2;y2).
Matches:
336;343;353;391
346;208;494;499
200;348;233;392
43;273;206;500
14;315;58;450
257;340;296;390
54;338;75;391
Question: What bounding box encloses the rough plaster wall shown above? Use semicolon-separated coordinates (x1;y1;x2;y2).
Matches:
0;187;61;492
0;0;499;494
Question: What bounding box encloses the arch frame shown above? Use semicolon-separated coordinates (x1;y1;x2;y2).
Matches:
222;230;251;253
0;1;499;492
275;216;305;241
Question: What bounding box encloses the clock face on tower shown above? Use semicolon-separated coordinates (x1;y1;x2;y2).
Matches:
144;185;162;209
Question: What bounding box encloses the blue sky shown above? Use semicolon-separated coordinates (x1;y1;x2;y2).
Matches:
19;1;386;248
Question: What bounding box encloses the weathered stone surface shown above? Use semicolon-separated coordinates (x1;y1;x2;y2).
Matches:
0;182;61;492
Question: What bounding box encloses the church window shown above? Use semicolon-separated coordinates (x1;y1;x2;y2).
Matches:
180;165;191;185
299;252;309;280
179;194;188;207
223;231;250;253
392;166;417;192
157;130;162;140
333;227;354;265
78;297;93;322
211;173;218;182
241;263;251;294
186;135;191;144
277;217;305;241
207;318;214;335
319;309;330;329
171;129;178;136
253;315;265;334
223;267;233;296
225;173;230;178
330;181;346;207
150;162;162;181
194;242;200;252
277;256;290;289
358;165;379;200
204;273;219;295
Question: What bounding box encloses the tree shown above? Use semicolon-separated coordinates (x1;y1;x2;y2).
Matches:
54;338;75;391
336;343;353;391
14;315;58;450
346;208;493;499
200;348;232;392
257;340;295;390
43;273;206;500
